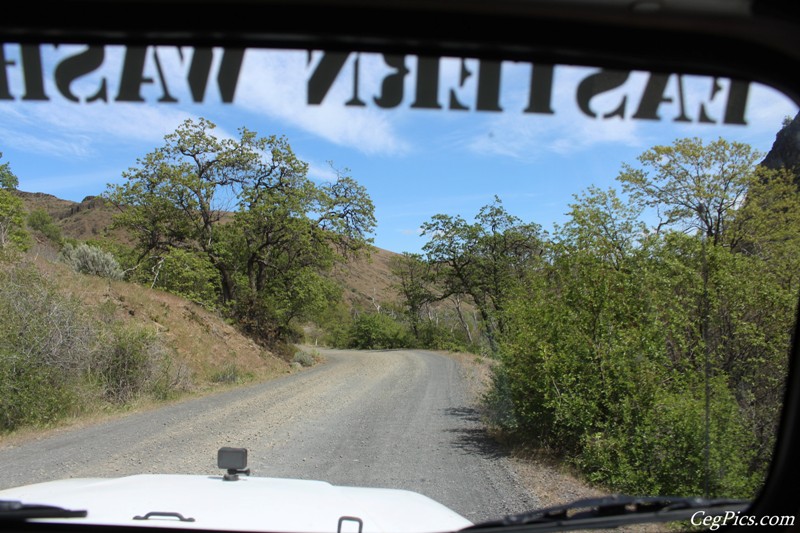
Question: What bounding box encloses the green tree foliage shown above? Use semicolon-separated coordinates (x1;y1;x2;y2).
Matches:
469;137;799;499
390;252;435;340
128;248;221;309
0;154;26;255
347;311;410;350
618;137;760;246
420;196;543;352
0;189;28;255
105;118;376;345
27;208;63;244
0;152;19;191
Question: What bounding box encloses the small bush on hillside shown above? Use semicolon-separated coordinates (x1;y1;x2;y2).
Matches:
0;265;90;430
210;363;252;384
92;323;164;403
27;208;62;244
0;265;92;377
60;242;123;280
0;352;77;430
0;188;29;256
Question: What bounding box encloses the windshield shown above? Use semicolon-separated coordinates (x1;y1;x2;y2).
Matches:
0;43;798;532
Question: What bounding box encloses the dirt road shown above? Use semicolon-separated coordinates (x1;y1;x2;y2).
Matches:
0;348;536;524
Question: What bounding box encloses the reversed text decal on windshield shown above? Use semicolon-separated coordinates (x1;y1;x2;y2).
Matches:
0;45;749;125
0;44;244;103
307;52;749;125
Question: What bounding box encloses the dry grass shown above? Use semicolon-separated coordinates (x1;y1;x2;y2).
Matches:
330;245;403;309
0;241;295;444
21;238;291;389
36;255;289;386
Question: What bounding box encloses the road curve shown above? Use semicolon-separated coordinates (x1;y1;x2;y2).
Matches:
0;348;536;523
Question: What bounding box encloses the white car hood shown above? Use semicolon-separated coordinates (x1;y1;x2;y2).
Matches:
0;475;473;533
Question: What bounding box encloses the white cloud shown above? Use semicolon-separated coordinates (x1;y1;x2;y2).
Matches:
306;160;340;182
0;101;202;159
235;50;410;156
20;167;122;198
458;67;799;160
452;64;646;160
0;45;251;160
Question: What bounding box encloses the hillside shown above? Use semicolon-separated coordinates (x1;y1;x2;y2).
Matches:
16;190;404;312
761;111;800;177
22;234;291;387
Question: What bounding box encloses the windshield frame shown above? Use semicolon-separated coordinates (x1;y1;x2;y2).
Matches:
2;1;800;531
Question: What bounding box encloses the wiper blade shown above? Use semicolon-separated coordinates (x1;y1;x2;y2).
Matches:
465;495;749;532
0;500;88;521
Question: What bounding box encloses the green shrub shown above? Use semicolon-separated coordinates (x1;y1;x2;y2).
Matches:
0;262;188;431
0;188;29;255
483;365;520;433
135;249;220;309
578;378;759;498
316;301;353;348
347;312;411;349
416;321;471;352
0;266;88;430
0;352;75;431
210;363;252;384
27;208;62;244
148;354;191;401
0;265;92;378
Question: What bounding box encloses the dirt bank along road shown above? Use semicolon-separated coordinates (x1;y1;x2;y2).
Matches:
0;348;537;524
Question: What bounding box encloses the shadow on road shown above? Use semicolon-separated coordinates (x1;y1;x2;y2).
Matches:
443;406;508;460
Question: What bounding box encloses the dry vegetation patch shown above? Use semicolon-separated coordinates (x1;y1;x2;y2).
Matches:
48;258;289;386
0;247;293;441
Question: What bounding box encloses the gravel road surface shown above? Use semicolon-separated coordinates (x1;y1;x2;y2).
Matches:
0;348;536;523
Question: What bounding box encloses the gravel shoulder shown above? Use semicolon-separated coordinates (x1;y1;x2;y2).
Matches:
437;351;605;507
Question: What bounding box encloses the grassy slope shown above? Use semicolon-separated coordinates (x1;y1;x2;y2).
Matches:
26;237;290;388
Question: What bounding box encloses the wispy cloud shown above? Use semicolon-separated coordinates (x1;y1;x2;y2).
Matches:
454;66;798;160
0;45;256;160
0;101;201;159
451;64;645;160
235;50;410;156
306;159;340;182
22;167;124;198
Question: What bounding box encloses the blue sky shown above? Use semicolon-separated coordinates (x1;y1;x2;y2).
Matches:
0;45;797;254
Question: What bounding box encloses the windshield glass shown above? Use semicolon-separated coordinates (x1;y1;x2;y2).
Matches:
0;44;798;531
